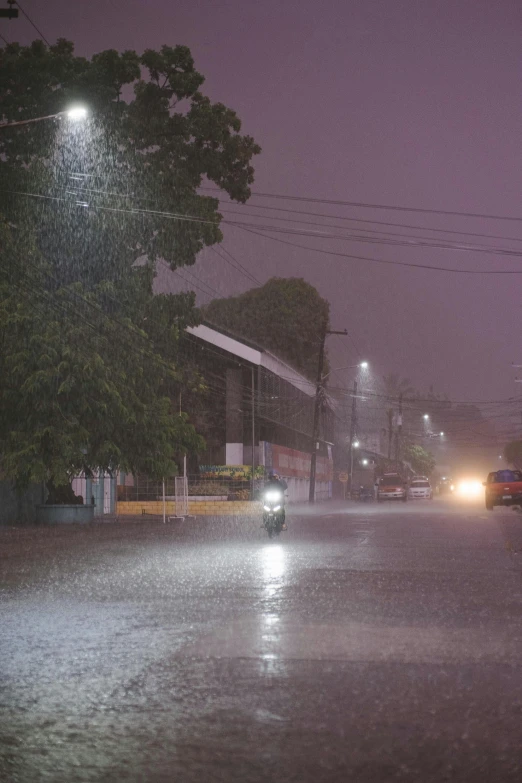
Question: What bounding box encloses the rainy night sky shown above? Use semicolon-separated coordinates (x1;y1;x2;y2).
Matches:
4;0;522;401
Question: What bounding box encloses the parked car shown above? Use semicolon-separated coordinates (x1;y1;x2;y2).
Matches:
408;477;433;500
377;473;408;503
484;469;522;510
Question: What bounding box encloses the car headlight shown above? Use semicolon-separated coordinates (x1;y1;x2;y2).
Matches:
457;480;482;498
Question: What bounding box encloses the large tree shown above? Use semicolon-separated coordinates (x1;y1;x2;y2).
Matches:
403;444;436;476
504;440;522;469
203;277;330;379
0;39;260;494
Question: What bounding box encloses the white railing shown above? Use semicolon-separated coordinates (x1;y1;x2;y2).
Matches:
175;476;189;518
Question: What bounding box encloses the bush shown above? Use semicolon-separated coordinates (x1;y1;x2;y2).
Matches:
188;481;230;496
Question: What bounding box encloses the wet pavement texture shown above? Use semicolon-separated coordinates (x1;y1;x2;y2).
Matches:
1;500;522;782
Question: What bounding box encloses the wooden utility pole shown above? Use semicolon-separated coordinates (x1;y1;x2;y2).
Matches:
0;2;18;19
395;392;402;470
387;409;394;460
309;325;347;502
348;379;358;494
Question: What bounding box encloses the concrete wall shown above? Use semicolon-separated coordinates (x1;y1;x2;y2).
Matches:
117;500;261;517
0;481;44;525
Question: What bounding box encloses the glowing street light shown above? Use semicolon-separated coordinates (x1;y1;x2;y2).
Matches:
66;105;88;121
423;414;429;420
353;440;360;449
359;361;369;369
440;431;444;436
0;104;88;129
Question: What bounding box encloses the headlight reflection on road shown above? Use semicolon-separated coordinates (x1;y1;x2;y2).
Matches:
261;544;285;580
260;544;286;598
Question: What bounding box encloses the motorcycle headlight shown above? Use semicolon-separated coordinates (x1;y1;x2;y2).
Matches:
264;490;282;502
263;505;270;512
273;505;281;512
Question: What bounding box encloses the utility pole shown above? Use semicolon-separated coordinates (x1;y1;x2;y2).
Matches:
0;1;18;19
348;379;358;495
309;325;347;502
387;409;393;460
395;393;403;466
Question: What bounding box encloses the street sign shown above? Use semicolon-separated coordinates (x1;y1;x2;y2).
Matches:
339;472;349;483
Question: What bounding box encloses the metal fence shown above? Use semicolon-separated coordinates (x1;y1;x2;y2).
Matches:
187;474;261;501
116;471;332;508
117;475;177;503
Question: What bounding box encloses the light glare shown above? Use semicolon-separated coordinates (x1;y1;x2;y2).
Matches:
67;106;88;121
456;479;482;499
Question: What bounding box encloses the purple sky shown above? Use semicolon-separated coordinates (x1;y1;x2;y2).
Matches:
4;0;522;405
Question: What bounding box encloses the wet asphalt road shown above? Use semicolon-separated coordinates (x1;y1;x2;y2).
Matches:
1;499;522;782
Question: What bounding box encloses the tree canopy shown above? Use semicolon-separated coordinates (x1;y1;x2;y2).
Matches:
403;444;436;476
203;277;330;379
504;440;522;469
0;39;260;492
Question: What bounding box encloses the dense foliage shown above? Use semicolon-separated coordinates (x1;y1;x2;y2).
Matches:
0;39;260;492
203;277;330;379
504;440;522;469
403;444;436;476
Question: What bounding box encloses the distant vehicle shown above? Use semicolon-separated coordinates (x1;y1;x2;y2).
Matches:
408;477;433;500
484;469;522;510
439;476;455;494
377;473;408;503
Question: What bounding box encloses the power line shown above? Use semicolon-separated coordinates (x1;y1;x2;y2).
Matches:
212;200;522;246
223;215;522;258
15;1;51;46
174;268;215;302
8;188;522;276
71;180;522;246
211;243;261;286
236;225;522;276
64;183;522;258
201;186;522;224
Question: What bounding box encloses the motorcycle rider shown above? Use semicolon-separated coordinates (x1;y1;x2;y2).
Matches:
264;471;288;530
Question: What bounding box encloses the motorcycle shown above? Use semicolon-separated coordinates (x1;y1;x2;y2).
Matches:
262;488;285;538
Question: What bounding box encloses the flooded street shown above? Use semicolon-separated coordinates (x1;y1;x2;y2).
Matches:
2;501;522;781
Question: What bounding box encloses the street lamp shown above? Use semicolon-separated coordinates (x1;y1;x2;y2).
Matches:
353;440;360;449
66;106;88;121
423;414;429;420
0;105;88;129
440;431;444;436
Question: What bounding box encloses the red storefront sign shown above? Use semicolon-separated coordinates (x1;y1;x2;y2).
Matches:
271;444;333;482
